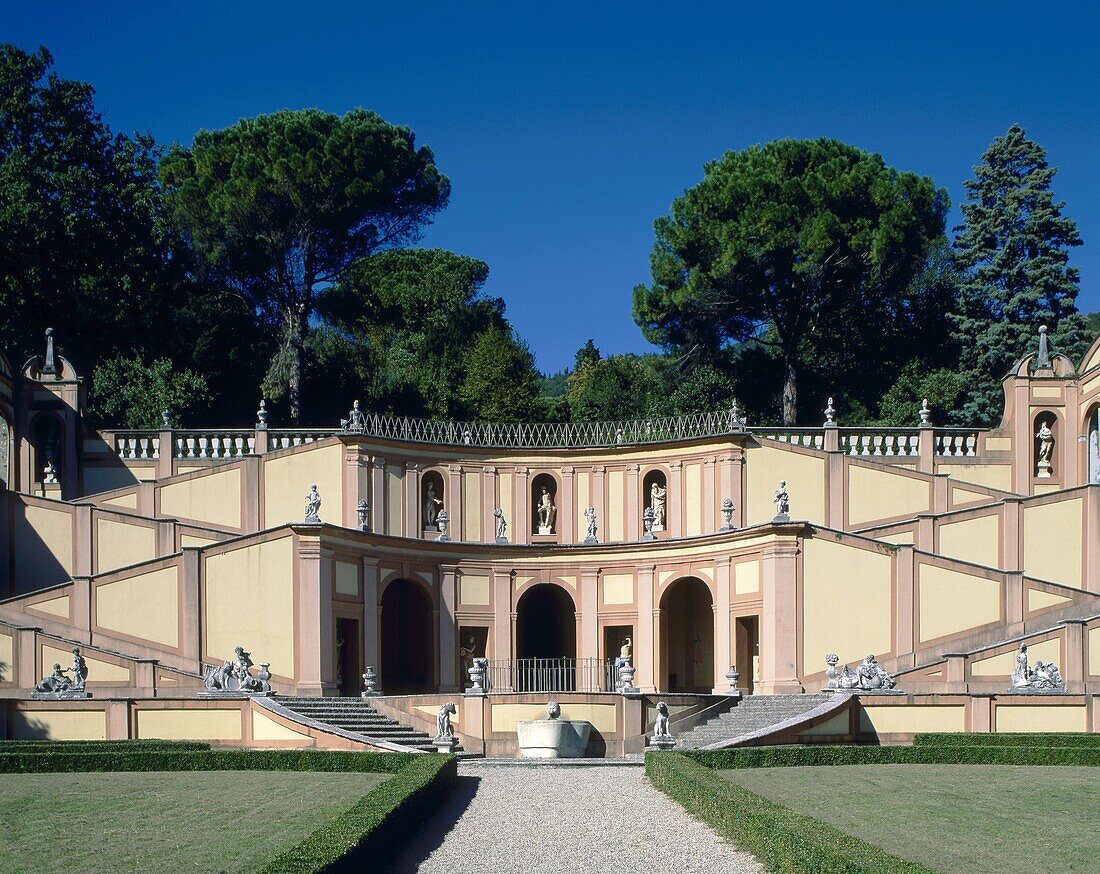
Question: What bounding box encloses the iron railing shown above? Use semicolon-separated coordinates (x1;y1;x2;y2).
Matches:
485;657;616;693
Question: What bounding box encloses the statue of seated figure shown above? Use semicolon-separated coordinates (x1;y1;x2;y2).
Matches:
856;654;897;690
35;663;74;694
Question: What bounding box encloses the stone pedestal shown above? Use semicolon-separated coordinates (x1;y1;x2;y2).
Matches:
516;719;592;758
433;736;459;754
31;691;91;700
649;735;677;752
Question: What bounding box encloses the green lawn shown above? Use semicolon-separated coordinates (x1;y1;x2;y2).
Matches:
0;770;389;873
721;764;1100;874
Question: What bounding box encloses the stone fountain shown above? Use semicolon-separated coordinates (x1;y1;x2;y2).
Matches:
516;701;592;758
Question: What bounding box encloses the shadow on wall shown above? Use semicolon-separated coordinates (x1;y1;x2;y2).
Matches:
7;497;71;595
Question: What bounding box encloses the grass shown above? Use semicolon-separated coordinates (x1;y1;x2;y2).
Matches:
0;770;388;873
721;764;1100;874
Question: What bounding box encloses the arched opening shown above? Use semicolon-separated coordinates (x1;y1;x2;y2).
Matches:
515;583;577;691
31;413;62;485
421;470;445;533
0;412;11;490
660;577;714;692
1086;405;1100;484
531;473;558;535
1033;411;1057;479
379;579;435;693
643;468;668;532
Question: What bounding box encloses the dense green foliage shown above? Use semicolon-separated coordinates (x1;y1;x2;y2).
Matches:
89;353;208;428
679;744;1100;768
951;125;1090;425
913;732;1100;747
633;138;950;424
646;752;933;873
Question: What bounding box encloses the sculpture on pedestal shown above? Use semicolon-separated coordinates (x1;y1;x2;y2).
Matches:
855;654;897;690
824;653;859;690
650;701;676;750
642;507;656;541
357;499;370;532
494;508;508;543
1036;421;1054;477
436;509;451;541
649;481;666;531
33;647;90;699
584;506;598;544
340;400;366;433
202;645;270;695
436;702;456;739
720;498;735;531
772;480;790;522
537;488;556;534
1010;643;1065;691
304;485;322;522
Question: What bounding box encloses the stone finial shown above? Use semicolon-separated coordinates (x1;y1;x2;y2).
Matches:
256;399;269;430
161;409;172;429
725;666;740;693
919;398;932;427
1036;324;1052;370
824;397;836;427
641;506;656;541
357;499;370;532
615;427;624;445
437;508;451;541
42;327;58;375
361;665;381;698
720;497;735;531
304;484;321;523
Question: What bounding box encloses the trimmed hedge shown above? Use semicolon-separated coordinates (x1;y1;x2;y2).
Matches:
914;732;1100;748
0;740;210;754
646;752;933;873
0;747;457;873
682;744;1100;769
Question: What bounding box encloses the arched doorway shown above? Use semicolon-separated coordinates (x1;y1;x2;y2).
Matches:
1086;405;1100;484
660;577;714;692
379;579;435;693
515;584;576;690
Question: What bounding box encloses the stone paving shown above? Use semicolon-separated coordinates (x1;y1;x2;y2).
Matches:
389;760;763;873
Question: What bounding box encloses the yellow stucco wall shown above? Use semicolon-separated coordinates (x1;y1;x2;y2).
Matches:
100;492;138;510
0;631;13;682
918;564;1001;643
42;645;131;683
1090;626;1100;676
13;503;73;584
205;536;295;678
576;472;590;540
952;487;992;505
160;468;242;529
136;708;243;740
1028;588;1072;612
937;514;1000;569
745;445;825;526
464;472;481;541
180;534;220;549
460;574;490;606
96;518;157;570
491;702;617;734
264;443;343;528
95;565;179;648
860;705;966;734
876;531;915;546
801;710;851;737
971;638;1061;676
251;708;309;741
28;593;70;619
802;537;892;669
385;465;403;536
684;464;703;536
940;463;1013;491
608;469;625;541
734;560;759;595
499;472;513;528
984;437;1012;452
995;705;1087;733
1023;498;1083;588
602;573;633;605
847;466;930;526
10;709;106;740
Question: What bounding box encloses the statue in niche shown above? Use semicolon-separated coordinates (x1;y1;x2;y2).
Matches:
459;633;478;679
436;702;456;739
856;654;897;690
650;481;666;531
1089;423;1100;483
424;481;443;529
1036;421;1054;477
304;484;322;522
537;487;556;534
825;653;859;690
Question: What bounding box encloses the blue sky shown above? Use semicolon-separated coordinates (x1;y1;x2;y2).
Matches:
5;3;1099;373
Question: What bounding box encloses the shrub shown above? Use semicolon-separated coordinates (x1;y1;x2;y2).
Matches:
913;732;1100;748
682;744;1100;769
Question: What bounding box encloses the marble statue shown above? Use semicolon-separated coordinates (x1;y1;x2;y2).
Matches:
546;700;561;720
35;663;74;694
584;506;598;543
1036;421;1054;477
459;634;477;679
773;480;790;521
202;645;269;694
653;701;672;738
537;488;556;534
856;654;897;690
33;647;92;699
642;507;656;540
304;484;321;522
69;647;88;692
341;400;366;433
720;498;735;531
650;481;666;530
620;637;632;661
436;702;456;739
357;499;370;532
825;653;859;690
1011;643;1065;691
494;508;508;543
423;482;443;529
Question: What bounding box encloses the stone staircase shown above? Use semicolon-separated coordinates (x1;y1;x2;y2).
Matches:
277;697;455;752
677;694;833;749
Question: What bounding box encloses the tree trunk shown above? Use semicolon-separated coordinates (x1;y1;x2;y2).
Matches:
286;307;308;424
782;357;798;425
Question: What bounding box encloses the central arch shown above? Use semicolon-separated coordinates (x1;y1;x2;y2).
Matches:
379;578;435;694
515;583;578;692
659;577;714;692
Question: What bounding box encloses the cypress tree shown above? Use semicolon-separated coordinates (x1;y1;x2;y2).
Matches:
951;124;1089;425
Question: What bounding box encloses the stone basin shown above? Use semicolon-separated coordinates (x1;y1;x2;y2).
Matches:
516;704;592;758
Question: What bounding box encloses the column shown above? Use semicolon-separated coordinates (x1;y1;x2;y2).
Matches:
625;464;641;541
580;569;599;664
668;461;683;537
592;466;606;540
894;545;916;665
343;445;370;529
482;466;497;543
826;453;845;529
371;456;386;535
439;565;459;692
404;461;421;537
362;557;380;676
297;536;336;696
713;557;731;692
1062;620;1087;692
702;457;716;533
1086;486;1100;593
515;468;530;544
756;538;804;694
636;565;656;692
560;467;575;544
492;568;513;686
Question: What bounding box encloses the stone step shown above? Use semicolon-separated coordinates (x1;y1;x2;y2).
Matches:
677;694;831;749
276;696;461;753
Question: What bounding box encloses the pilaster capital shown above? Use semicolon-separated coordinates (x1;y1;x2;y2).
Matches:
371;456;387;470
483;465;497;475
668;460;683;471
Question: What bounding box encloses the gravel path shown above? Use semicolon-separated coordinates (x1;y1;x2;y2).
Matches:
389;761;763;873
